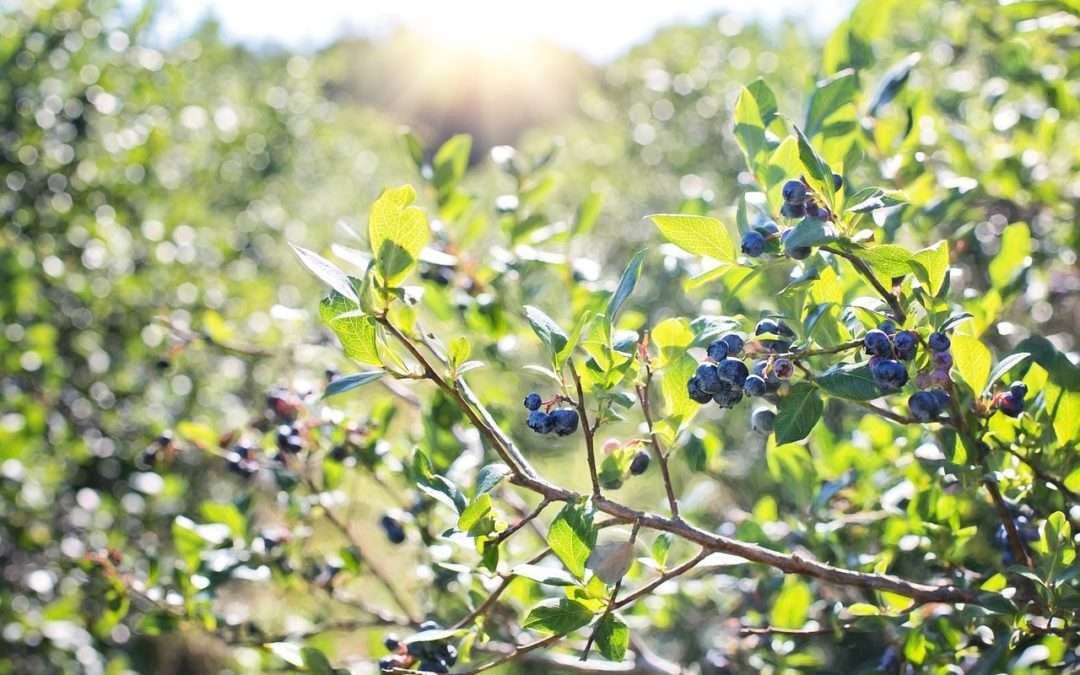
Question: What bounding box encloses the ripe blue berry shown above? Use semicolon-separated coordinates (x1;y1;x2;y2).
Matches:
782;179;807;204
716;359;750;387
751;408;776;434
908;391;943;422
380;514;406;544
523;392;542;411
928;331;951;353
870;358;909;391
741;231;767;257
706;340;729;362
878;320;897;335
550;409;579;436
997;392;1024;418
1009;382;1028;400
527;410;554;434
893;330;918;361
695;363;724;394
931;389;951;409
863;329;893;358
780;229;811;260
805;201;826;219
720;334;745;356
832;173;844;191
384;635;401;651
755;319;793;352
772;358;794;379
629;450;650;475
743;374;767;397
932;351;953;370
687;376;713;404
780;201;805;219
712;383;743;408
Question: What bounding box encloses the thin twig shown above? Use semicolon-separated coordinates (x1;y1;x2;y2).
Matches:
582;520;642;660
635;367;680;519
739;624;857;637
492;498;551;546
569;359;602;498
821;246;907;323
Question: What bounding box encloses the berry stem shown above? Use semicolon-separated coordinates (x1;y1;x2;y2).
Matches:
635;364;681;519
568;359;602;498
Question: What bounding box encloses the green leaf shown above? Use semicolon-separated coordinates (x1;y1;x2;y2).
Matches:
648;214;734;263
368;185;430;288
770;577;812;628
448;336;471;369
573;192;604;237
733;79;779;174
661;353;700;425
793;126;834;205
323;370;384;399
987;352;1030;390
868;53;920;116
651;317;694;367
300;647;334;675
476;464;511;495
774;382;823;444
951;335;992;394
524;305;569;357
859;244;913;279
911;241;949;295
512;564;579;587
651;533;673;567
198;501;246;540
548;501;597;579
291;244;359;304
784;217;834;250
594;614;629;662
816;362;883;401
988;223;1031;291
320;294;381;366
805;69;858;138
522;599;594;634
431;134;471;196
606;250;646;328
400;129;425;170
457;494;493;534
846;602;881;616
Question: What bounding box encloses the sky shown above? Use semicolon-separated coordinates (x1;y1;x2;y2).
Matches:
150;0;858;62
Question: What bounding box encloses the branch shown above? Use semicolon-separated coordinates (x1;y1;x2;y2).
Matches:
569;359;602;498
821;246;906;323
635;367;680;519
983;477;1035;569
739;624;857;637
582;521;642;660
776;339;865;359
492;498;551;546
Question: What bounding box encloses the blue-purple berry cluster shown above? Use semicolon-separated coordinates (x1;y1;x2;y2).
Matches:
687;334;750;408
994;382;1028;418
523;392;579;436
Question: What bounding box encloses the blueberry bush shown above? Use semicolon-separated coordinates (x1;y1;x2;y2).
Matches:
3;1;1080;674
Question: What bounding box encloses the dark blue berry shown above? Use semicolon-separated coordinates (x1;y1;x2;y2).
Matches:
870;358;909;391
706;340;729;362
712;383;743;408
772;358;794;379
893;330;918;361
439;644;458;666
933;351;953;370
720;334;745;355
832;173;844;191
418;661;449;674
755;319;793;352
780;201;805;219
908;391;943;422
629;451;650;475
741;231;767;257
782;179;807;203
805;201;826;219
527;410;554;434
384;635;401;651
523;393;542;411
687;376;713;404
755;319;779;336
550;409;579;436
930;389;951;410
997;393;1024;417
381;515;406;544
695;363;724;394
863;329;893;358
928;331;951;353
1009;382;1028;400
716;359;750;387
751;408;776;434
743;375;767;397
878;320;897;335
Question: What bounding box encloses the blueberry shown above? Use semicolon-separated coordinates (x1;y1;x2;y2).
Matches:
712;383;743;408
930;389;951;410
863;329;893;358
720;334;745;356
741;231;767;257
805;201;825;219
772;358;794;379
780;201;805;219
629;450;650;475
870;358;909;391
384;635;401;651
933;351;953;370
550;409;579;436
755;220;780;237
755;319;779;336
878;320;897;335
743;375;767;397
893;330;918;361
381;515;406;544
780;230;811;260
908;391;943;422
695;363;724;394
832;173;844;191
751;408;776;434
928;331;951;353
1009;382;1028;400
997;392;1024;418
755;319;793;352
687;376;713;404
782;179;807;204
716;359;750;387
438;644;458;666
706;340;729;362
523;392;542;411
527;410;554;434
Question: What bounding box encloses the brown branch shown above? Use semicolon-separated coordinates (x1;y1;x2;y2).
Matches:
569;360;602;498
983;477;1034;569
613;548;710;611
776;339;865;359
492;498;551;546
635;366;680;519
821;246;906;323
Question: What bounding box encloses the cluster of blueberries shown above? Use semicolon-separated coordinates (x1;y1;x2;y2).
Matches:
740;175;844;261
685;320;799;434
379;622;457;673
781;175;841;219
523;392;580;436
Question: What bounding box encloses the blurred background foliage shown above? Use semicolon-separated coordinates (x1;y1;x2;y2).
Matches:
1;0;1078;673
